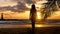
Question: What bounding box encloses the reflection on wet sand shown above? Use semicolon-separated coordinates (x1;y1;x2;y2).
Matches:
0;24;60;28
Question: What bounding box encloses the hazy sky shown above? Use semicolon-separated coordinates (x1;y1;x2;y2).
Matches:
0;0;60;19
0;0;17;7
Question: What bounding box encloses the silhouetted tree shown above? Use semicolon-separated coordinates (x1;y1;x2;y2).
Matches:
41;0;60;21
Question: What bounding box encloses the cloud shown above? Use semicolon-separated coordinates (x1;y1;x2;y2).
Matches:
0;0;17;7
11;0;33;12
0;0;47;12
25;0;33;4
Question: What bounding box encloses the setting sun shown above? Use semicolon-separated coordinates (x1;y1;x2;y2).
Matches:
37;12;42;19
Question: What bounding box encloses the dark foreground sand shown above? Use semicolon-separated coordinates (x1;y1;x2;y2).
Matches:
0;27;60;34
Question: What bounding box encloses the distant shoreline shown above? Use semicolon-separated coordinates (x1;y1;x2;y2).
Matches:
0;19;60;21
0;19;29;21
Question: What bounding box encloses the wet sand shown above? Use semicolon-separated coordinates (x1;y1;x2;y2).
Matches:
0;24;60;34
0;27;60;34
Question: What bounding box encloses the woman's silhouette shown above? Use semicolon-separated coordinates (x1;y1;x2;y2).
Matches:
30;4;37;34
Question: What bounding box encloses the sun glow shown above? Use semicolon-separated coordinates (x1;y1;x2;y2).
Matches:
37;12;42;19
35;24;43;27
25;4;31;8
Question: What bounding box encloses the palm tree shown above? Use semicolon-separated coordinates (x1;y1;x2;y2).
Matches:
41;0;60;21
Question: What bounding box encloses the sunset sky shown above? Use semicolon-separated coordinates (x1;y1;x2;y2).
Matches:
0;0;60;19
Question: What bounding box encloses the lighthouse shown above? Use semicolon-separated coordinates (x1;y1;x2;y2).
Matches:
1;13;3;20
